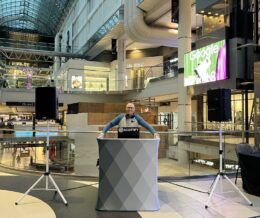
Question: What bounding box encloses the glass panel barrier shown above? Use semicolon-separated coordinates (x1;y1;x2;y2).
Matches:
187;131;220;177
2;62;173;92
0;128;254;178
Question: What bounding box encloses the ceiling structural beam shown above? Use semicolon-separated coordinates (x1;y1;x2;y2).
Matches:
0;15;54;35
0;0;75;36
0;46;88;62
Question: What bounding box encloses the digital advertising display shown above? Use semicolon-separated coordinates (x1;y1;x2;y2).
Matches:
184;40;227;86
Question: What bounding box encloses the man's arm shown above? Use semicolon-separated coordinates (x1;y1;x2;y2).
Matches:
135;114;156;134
102;114;124;133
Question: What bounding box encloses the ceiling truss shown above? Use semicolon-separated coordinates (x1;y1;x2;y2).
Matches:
0;46;88;63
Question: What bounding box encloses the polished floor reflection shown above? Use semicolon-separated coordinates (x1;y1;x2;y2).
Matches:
0;168;259;218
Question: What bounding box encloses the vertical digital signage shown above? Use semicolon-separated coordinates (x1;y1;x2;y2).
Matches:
184;40;227;86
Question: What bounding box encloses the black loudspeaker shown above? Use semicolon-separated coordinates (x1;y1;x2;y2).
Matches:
230;9;253;39
171;0;179;23
207;89;231;122
35;87;58;120
111;38;117;55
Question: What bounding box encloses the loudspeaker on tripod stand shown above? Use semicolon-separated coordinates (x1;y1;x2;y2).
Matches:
35;87;58;120
16;86;68;206
207;89;232;122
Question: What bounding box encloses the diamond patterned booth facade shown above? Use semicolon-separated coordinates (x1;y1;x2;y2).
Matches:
96;138;160;211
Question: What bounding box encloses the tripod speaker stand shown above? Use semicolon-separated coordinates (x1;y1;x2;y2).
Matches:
15;87;67;206
15;120;68;206
205;123;252;208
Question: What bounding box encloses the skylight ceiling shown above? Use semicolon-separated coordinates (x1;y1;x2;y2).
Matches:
0;0;72;36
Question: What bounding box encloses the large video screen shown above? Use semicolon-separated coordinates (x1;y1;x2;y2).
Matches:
184;40;227;86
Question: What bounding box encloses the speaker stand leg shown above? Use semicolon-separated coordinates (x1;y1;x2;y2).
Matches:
15;172;68;206
205;173;221;208
223;174;252;206
15;120;68;206
205;123;252;208
15;174;45;205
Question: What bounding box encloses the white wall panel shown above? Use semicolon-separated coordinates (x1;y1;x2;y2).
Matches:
57;0;124;54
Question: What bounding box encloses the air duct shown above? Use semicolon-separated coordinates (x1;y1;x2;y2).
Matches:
124;0;178;47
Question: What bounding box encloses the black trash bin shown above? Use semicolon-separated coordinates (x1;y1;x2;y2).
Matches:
236;143;260;196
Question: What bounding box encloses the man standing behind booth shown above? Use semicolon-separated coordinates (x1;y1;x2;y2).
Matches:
98;103;159;138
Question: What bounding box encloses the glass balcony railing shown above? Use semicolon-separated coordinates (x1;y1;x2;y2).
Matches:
1;77;150;91
0;126;255;178
0;61;178;92
0;38;55;51
0;59;179;92
55;77;148;92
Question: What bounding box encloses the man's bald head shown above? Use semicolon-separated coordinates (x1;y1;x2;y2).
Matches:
126;103;135;115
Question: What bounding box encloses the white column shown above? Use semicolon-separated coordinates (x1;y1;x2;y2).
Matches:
117;39;126;91
54;33;62;75
177;0;192;164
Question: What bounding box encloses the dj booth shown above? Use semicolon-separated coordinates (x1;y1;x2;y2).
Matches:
96;137;160;211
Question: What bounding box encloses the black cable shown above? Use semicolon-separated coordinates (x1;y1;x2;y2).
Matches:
159;179;209;194
60;182;99;192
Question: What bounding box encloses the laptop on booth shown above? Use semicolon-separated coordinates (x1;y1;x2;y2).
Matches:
117;127;140;138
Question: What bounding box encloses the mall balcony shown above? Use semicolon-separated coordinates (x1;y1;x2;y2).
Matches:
0;125;259;217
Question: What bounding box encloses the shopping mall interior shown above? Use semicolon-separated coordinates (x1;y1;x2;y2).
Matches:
0;0;260;217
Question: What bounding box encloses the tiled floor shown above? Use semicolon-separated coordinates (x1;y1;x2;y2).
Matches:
0;168;259;218
157;178;260;218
